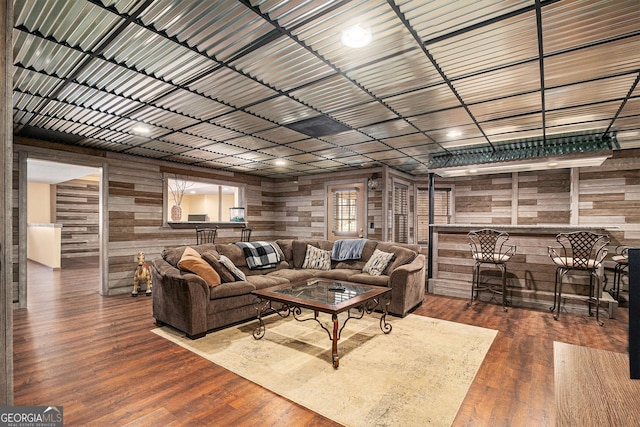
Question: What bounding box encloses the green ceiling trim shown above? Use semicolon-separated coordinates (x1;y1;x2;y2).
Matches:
428;131;617;169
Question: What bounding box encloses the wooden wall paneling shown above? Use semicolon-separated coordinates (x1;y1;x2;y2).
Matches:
57;178;100;263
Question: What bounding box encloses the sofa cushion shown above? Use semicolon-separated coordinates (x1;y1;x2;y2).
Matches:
209;281;256;300
201;251;236;283
362;249;394;276
316;268;360;281
246;275;290;290
301;245;332;270
178;247;221;287
266;269;316;282
162;243;218;267
275;239;294;263
347;273;390;287
219;255;246;281
375;243;418;275
215;243;248;267
292;240;333;268
334;260;366;270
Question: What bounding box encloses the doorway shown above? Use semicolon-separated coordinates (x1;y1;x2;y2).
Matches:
23;158;103;307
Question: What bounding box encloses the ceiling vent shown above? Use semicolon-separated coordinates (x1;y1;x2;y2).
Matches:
286;116;351;138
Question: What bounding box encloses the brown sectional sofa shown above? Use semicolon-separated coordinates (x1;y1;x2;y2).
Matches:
152;239;426;339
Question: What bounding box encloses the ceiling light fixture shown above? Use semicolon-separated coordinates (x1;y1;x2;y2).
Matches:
132;126;149;134
446;130;462;138
275;159;286;166
341;24;371;48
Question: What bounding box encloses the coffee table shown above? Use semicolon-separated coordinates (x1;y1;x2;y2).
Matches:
251;279;392;369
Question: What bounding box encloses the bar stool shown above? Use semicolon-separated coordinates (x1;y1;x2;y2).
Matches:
467;229;516;312
611;246;629;301
195;226;217;244
240;227;252;242
548;231;609;325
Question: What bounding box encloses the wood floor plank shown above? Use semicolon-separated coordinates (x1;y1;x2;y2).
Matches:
13;261;629;426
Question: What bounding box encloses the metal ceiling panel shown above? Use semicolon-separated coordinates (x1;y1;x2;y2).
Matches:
289;75;374;113
229;36;336;92
346;50;443;98
454;61;541;104
289;1;418;72
13;31;87;78
14;0;122;52
385;84;461;117
481;113;543;137
212;111;274;134
545;75;638;111
183;123;243;142
140;0;275;63
542;0;640;54
399;0;532;42
153;88;232;120
245;96;318;125
126;106;200;131
13;68;62;98
331;101;397;129
254;127;307;144
227;136;280;151
544;38;640;87
188;67;279;108
102;26;216;86
359;119;419;140
76;60;177;104
469;93;541;122
11;0;640;178
430;10;538;79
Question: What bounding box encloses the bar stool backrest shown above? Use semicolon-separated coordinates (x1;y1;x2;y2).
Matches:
196;227;217;244
551;231;609;270
468;229;515;263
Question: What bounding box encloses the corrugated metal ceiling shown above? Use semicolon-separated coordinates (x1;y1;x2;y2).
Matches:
12;0;640;178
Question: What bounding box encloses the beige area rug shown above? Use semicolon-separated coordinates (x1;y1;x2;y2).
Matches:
153;313;497;426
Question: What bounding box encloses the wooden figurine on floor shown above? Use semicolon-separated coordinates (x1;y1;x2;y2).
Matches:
132;251;152;297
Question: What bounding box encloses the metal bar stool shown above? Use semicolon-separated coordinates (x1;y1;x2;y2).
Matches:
611;246;629;301
467;229;516;312
548;231;609;325
240;227;252;242
195;226;217;244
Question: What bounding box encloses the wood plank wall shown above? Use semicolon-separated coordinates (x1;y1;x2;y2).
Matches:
56;178;100;263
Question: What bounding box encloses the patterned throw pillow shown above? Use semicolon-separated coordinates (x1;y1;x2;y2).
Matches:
218;255;247;281
178;247;221;287
362;249;394;276
301;245;331;270
201;251;236;283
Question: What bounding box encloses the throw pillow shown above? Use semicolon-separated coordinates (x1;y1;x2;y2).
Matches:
219;255;247;281
201;251;235;283
178;247;221;287
301;245;331;270
362;249;394;276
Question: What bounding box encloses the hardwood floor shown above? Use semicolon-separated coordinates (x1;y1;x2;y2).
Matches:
14;261;629;426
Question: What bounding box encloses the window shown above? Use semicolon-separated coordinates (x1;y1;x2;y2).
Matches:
417;187;451;244
166;175;244;222
333;188;358;233
394;183;408;243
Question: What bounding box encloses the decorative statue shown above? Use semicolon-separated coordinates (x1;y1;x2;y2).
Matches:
132;251;152;297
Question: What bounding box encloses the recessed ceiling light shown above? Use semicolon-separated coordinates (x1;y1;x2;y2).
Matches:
468;169;478;174
132;126;149;134
548;162;558;167
446;130;462;138
275;159;286;166
341;25;371;48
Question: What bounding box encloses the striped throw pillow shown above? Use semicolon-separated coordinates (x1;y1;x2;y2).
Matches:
301;245;331;270
362;249;394;276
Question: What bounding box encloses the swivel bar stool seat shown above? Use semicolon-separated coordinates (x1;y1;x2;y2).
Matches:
467;229;516;312
611;246;629;301
548;231;609;326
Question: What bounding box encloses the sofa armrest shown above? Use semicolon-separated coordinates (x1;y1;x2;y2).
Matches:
152;258;210;339
387;254;426;317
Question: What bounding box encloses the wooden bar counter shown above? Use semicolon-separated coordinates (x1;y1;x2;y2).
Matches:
429;224;618;317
